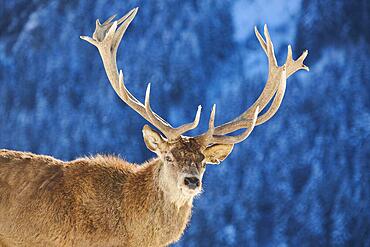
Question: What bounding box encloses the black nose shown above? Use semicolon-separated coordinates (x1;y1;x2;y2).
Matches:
184;177;200;190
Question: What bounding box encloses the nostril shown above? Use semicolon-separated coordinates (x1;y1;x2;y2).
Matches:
186;177;199;184
184;177;200;189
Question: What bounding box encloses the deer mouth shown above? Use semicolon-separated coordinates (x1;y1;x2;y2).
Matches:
181;186;201;197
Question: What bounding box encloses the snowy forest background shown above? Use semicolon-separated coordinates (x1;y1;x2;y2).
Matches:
0;0;369;246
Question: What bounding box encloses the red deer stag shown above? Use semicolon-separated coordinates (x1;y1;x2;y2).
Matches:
0;7;308;247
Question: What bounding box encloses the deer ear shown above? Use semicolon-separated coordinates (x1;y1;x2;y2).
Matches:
142;125;165;153
203;144;234;164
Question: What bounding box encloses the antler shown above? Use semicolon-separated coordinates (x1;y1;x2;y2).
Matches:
81;8;308;147
80;8;201;141
195;25;309;146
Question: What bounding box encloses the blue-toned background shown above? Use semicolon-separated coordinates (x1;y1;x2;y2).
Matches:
0;0;369;246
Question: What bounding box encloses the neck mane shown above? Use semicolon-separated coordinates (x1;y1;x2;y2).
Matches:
117;157;194;246
136;158;194;208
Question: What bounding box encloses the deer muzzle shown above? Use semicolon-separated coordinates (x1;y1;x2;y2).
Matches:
184;176;200;190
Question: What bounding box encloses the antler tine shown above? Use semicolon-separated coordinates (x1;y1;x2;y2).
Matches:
171;105;202;138
211;106;258;145
255;27;309;77
81;8;202;141
103;14;117;25
144;84;202;140
286;46;309;77
197;104;216;143
197;105;259;146
263;24;278;67
116;70;152;120
117;71;173;123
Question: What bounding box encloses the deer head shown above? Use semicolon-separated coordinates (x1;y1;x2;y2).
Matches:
80;8;308;198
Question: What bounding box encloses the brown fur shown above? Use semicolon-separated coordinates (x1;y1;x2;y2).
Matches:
0;149;192;247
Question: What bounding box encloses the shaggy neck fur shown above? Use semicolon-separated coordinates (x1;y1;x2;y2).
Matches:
90;156;195;246
131;158;194;207
155;160;194;209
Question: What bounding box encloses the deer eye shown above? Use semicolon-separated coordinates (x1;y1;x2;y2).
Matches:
165;156;173;162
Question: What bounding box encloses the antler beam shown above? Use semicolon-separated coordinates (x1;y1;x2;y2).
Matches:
211;25;309;136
